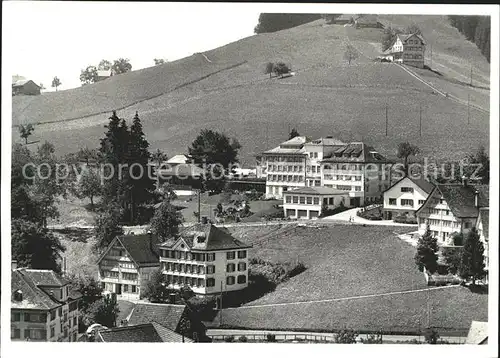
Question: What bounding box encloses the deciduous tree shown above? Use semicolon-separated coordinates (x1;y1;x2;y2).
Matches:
397;142;420;175
51;76;61;91
264;62;274;78
98;59;112;71
18;123;35;145
93;200;124;251
112;58;132;74
150;196;183;241
83;294;119;328
80;65;98;85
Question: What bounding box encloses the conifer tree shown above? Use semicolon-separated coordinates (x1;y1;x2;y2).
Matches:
415;225;439;274
460;227;486;285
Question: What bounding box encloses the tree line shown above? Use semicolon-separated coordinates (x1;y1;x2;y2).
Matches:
448;16;490;63
254;13;322;34
80;58;132;85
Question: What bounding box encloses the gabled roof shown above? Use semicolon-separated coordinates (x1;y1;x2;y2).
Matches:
98;234;160;268
166;154;192;164
398;33;426;45
98;322;192;343
97;70;112;77
321;142;389;163
355;15;380;25
417;184;489;218
383;176;435;195
286;187;348;196
20;269;70;287
118;234;160;267
11;269;65;310
159;224;252;251
12;79;41;88
127;303;187;331
465;321;488;344
306;137;345;146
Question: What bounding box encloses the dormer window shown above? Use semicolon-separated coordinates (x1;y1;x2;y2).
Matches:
13;290;23;301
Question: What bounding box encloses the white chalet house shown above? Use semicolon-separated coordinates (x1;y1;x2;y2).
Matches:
283;187;350;219
158;224;251;295
97;233;160;300
382;33;426;68
382;176;435;220
416;181;489;245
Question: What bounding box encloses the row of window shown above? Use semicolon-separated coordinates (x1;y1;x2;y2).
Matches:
307;152;319;159
267;164;304;173
11;312;46;323
427;208;451;216
404;54;423;59
388;198;425;207
11;328;46;340
426;219;461;228
165;274;247;287
306;165;321;173
266;155;304;163
267;174;304;183
404;46;422;51
160;250;216;261
306;179;322;187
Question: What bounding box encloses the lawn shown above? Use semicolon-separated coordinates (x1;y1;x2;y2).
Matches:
219;225;488;334
12;17;490;166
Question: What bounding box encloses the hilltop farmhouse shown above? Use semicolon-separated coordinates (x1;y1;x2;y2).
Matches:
382;33;426;68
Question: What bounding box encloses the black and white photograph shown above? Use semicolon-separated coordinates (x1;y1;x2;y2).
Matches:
1;2;498;356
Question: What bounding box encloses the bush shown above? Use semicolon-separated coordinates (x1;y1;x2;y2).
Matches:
394;215;417;224
224;336;235;343
266;333;276;342
424;328;440;344
335;329;358;343
238;335;248;342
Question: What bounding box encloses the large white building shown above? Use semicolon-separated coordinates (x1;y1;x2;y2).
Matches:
97;233;160;300
283;186;351;219
416;181;489;245
321;142;393;207
382;176;435;219
261;137;392;206
11;265;81;342
158;224;251;295
382;33;426;68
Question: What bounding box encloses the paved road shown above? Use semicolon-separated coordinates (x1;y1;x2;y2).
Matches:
322;207;417;227
206;328;466;344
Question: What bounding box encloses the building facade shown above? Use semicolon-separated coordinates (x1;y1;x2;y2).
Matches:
283;187;351;219
382;176;434;219
416;182;489;245
11;266;81;342
321;142;392;207
384;33;426;68
158;224;251;295
97;233;160;300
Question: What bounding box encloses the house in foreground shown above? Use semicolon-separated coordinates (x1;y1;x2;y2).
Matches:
159;223;251;295
12;79;41;95
283;186;350;219
97;232;160;300
382;176;434;220
126;302;209;342
96;322;193;342
11;264;81;342
415;180;489;244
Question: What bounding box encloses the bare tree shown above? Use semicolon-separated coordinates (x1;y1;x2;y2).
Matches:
344;44;359;66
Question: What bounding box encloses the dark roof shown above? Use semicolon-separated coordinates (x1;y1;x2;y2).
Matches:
12;79;40;88
159;224;252;251
383;176;435;194
20;269;70;287
399;33;426;45
11;269;64;310
436;184;489;218
98;322;192;343
355;15;380;24
286;187;348;195
117;234;160;267
322;142;389;163
127;303;187;331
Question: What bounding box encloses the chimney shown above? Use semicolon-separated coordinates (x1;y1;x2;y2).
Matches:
462;175;467;187
169;293;176;304
474;190;479;208
11;260;17;270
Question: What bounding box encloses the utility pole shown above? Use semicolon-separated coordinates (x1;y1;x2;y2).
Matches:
385;104;388;136
220;281;223;326
419;105;422;137
430;43;432;68
426;287;430;328
467;93;471;125
197;189;201;223
470;64;473;87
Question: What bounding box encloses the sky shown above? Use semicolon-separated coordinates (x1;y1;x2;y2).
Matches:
4;2;261;91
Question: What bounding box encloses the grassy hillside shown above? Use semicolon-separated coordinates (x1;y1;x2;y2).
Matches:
12;16;490;165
